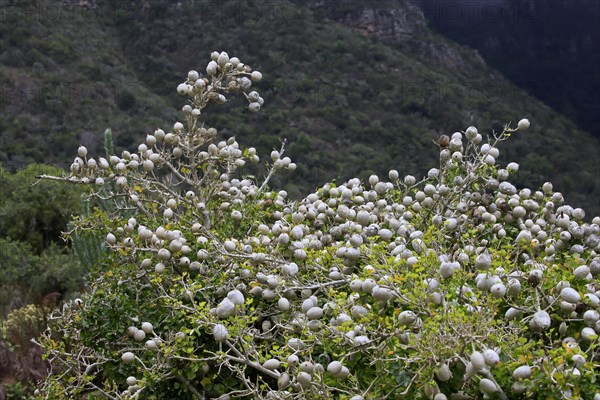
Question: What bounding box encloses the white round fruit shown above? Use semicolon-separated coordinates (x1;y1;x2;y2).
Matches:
133;329;146;342
573;265;590;280
127;326;137;337
350;279;363;292
583;310;599;325
278;372;291;390
227;289;245;305
480;378;497;394
177;83;189;95
288;338;304;350
251;71;262;82
351;305;368;318
398;310;417;326
475;252;492;270
517;118;530;130
216;298;236;318
306;306;324;320
465;126;478;139
483;349;500;367
440;262;455;279
213;324;228;342
512;365;532;380
277;297;291;311
581;327;598;342
121;352;135;363
560;287;581;303
106;233;117;245
206;61;218;75
470;351;486;371
78;146;88;158
248;102;261;112
141;322;153;333
490;283;507;298
143;160;154;172
331;366;348;380
297;371;312;388
157;249;171;261
512;381;528;394
327;361;343;375
435;363;452;381
263;359;281;370
145;339;157;350
287;354;299;366
529;310;551;332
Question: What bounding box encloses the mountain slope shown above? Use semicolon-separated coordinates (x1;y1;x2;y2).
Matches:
414;0;600;139
0;0;598;215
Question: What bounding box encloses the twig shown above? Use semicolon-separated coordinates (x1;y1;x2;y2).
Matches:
258;140;286;192
176;375;204;399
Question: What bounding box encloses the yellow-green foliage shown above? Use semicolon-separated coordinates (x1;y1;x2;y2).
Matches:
1;304;46;349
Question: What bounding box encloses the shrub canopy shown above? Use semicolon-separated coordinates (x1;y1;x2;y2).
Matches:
37;51;600;400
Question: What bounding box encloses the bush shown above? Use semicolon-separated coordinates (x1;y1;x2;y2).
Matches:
0;239;83;315
0;164;83;253
1;304;47;350
37;52;600;399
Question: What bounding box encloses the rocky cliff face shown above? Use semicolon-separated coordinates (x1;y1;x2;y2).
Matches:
313;0;598;137
307;0;485;69
0;340;45;399
312;0;428;41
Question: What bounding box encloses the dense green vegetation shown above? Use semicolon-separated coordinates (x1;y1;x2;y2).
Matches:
0;165;86;397
0;0;598;216
0;164;85;308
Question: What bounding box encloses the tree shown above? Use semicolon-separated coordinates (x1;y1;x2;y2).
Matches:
36;51;600;399
0;164;83;254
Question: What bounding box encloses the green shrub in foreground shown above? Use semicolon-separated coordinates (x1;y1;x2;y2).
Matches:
36;51;599;399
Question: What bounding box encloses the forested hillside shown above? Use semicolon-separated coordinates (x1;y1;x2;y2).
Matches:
0;0;598;215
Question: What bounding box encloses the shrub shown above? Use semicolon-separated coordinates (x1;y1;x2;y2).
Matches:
1;304;46;350
0;238;83;315
0;164;83;253
36;52;600;399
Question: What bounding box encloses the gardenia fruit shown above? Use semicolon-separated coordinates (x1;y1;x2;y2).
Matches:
435;364;452;381
560;287;581;303
483;349;500;367
518;118;530;130
512;365;532;380
216;298;236;318
213;324;228;342
470;351;486;371
480;378;497;394
121;352;135;364
529;310;551;331
141;322;153;333
398;310;416;326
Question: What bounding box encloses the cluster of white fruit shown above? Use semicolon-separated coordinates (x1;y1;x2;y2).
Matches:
38;52;600;400
177;51;264;112
124;321;161;351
